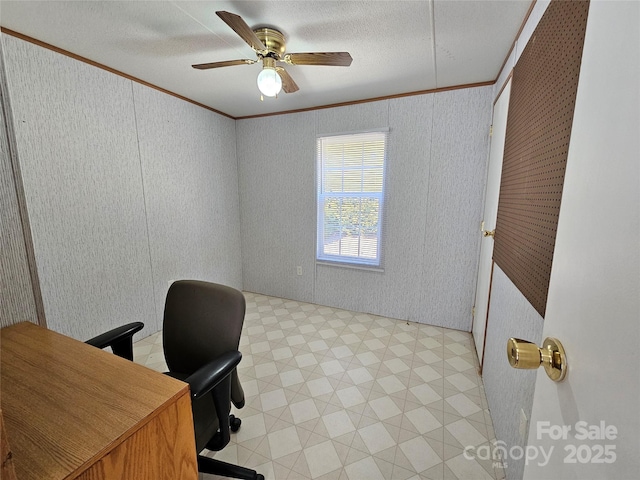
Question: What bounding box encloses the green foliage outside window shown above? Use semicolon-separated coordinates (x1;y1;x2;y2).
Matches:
323;197;380;238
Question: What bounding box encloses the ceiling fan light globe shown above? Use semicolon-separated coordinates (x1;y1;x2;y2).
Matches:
257;67;282;97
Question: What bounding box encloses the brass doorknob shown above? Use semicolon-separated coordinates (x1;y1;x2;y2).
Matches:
507;337;567;382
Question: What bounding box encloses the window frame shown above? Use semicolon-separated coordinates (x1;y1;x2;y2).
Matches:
315;129;389;269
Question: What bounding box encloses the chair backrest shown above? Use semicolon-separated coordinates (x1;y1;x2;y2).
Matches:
163;280;246;375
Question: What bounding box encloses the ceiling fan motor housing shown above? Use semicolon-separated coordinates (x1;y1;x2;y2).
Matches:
254;28;286;59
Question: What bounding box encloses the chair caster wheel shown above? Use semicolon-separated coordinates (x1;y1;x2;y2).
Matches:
230;414;241;432
255;475;265;480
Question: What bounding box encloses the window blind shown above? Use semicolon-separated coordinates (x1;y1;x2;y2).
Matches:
316;131;388;267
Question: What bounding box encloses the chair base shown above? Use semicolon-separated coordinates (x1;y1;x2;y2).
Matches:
230;414;242;432
198;454;264;480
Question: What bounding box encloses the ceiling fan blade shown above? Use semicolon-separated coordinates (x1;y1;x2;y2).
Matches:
192;59;256;70
276;67;299;93
283;52;353;67
216;11;267;52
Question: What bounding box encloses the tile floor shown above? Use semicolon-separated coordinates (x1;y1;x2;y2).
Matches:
133;292;505;480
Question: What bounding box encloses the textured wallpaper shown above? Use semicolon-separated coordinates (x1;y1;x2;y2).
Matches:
415;87;493;330
3;30;492;339
2;34;243;340
313;97;432;320
482;3;553;479
3;35;156;340
0;95;39;327
237;87;493;331
133;84;242;323
236;111;317;303
482;266;544;480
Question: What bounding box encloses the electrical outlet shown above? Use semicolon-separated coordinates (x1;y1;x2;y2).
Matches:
296;266;302;276
519;408;528;442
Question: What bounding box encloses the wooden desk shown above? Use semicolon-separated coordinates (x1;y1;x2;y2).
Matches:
0;322;198;480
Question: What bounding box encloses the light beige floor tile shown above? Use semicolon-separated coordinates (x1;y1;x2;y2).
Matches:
268;425;302;459
409;383;442;406
290;398;321;424
445;418;488;448
400;435;442;473
320;359;346;376
358;422;396;454
368;396;402;421
346;367;374;385
136;292;499;480
307;377;334;397
446;451;495;480
322;410;356;439
260;388;288;411
344;456;385;480
335;385;366;409
404;406;442;434
376;375;407;395
304;440;343;478
445;393;482;417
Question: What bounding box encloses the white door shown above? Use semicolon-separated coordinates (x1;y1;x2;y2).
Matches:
472;80;511;368
523;2;639;478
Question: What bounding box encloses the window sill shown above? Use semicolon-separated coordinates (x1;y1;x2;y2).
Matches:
315;261;385;273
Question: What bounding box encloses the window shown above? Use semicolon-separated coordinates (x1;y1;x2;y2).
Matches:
316;131;388;267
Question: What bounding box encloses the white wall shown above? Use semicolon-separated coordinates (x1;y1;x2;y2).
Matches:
133;84;242;325
524;1;640;477
479;2;640;480
237;110;317;304
483;266;544;479
237;86;493;331
0;49;40;327
3;29;492;338
481;1;551;478
1;34;242;340
1;25;496;339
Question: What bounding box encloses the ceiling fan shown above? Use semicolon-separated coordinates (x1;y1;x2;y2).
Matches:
192;11;353;99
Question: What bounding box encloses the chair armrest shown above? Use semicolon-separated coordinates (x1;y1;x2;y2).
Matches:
183;350;242;452
85;322;144;360
185;350;242;399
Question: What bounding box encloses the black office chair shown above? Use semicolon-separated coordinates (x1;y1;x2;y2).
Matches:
163;280;263;480
86;280;263;480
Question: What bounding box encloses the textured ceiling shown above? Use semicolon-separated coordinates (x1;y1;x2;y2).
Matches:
0;1;532;118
